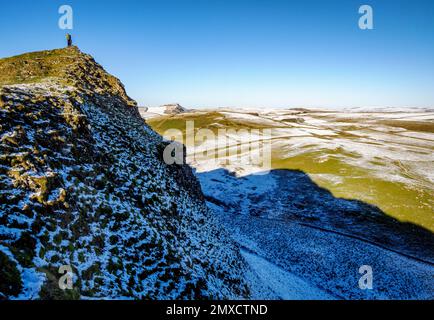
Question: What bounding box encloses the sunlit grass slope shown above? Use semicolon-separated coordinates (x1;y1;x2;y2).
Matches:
147;110;434;232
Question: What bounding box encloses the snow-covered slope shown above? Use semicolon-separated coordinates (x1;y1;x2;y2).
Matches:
147;108;434;300
0;47;249;299
199;169;434;299
141;104;188;119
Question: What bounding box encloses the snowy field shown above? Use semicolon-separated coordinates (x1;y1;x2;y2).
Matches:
147;107;434;231
145;107;434;299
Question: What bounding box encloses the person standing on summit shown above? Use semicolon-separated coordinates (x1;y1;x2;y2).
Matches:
66;34;72;47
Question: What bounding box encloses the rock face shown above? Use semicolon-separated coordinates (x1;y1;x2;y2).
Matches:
162;103;186;115
0;47;249;299
198;169;434;299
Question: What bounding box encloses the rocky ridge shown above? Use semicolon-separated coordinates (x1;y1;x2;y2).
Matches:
0;47;249;299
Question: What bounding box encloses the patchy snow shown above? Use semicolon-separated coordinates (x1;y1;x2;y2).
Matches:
16;268;46;300
0;245;46;300
155;107;434;300
1;76;249;299
241;249;334;300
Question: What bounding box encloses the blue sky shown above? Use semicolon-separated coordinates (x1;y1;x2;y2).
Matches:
1;0;433;108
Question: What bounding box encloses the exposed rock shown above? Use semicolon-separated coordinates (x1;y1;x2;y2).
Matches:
0;47;249;300
162;103;186;115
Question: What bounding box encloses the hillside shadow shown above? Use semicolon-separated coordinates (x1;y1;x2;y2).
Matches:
196;168;434;264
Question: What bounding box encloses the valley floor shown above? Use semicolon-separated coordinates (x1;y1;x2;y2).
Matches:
145;107;434;299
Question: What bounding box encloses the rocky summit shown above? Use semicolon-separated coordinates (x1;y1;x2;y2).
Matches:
162;104;187;115
0;47;249;299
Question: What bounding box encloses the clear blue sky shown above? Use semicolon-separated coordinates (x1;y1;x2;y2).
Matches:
1;0;433;108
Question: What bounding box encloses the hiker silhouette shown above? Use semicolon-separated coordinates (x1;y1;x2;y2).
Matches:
66;34;72;47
